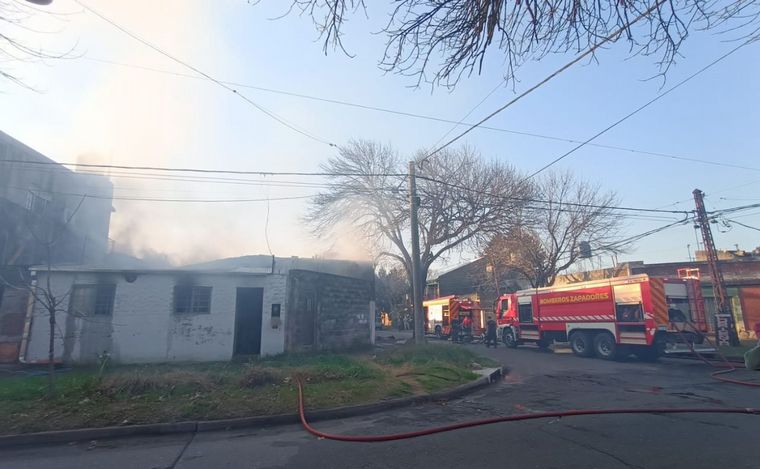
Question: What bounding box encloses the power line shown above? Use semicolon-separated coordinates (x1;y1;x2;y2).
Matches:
428;81;504;152
73;0;336;147
1;159;406;178
415;175;691;215
601;218;692;250
525;38;757;179
710;202;760;217
81;56;759;173
727;219;760;232
420;0;667;162
6;185;315;203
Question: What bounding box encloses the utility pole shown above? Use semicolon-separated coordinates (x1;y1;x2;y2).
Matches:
408;161;425;345
692;189;740;346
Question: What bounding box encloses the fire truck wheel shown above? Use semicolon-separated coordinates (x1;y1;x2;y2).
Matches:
569;332;593;357
502;329;518;348
593;333;618;360
434;325;443;339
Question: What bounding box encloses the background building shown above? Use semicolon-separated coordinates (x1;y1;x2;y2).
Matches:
0;130;113;266
426;257;530;309
0;130;114;363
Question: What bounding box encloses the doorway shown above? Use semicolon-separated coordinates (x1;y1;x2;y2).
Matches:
234;287;264;355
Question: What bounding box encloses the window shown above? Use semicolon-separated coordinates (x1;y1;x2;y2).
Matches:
518;302;533;323
616;303;643;322
69;284;116;316
667;297;692;322
174;286;212;314
500;298;510;318
25;190;50;214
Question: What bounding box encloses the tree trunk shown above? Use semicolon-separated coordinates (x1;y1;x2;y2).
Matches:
47;308;56;398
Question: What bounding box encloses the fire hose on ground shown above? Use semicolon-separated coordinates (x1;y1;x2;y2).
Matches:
296;378;759;443
673;320;760;388
296;324;759;442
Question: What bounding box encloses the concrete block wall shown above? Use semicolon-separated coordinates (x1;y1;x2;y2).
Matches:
287;270;372;352
25;271;288;364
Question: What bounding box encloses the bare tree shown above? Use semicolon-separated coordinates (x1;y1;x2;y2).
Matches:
375;265;409;317
267;0;760;87
306;139;532;324
0;195;86;397
1;0;73;87
484;171;622;287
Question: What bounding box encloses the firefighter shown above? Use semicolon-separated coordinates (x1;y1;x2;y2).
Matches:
461;314;473;341
451;318;461;343
485;315;498;348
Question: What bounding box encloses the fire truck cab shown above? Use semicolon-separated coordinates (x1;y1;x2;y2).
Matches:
495;274;707;360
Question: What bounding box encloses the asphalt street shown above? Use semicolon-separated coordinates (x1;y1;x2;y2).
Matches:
2;344;758;469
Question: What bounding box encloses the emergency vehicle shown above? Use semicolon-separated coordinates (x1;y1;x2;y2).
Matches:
495;274;707;360
423;296;485;338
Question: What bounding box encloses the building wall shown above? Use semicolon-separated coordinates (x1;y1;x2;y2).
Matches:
428;258;530;308
286;270;373;352
0;131;113;266
24;271;288;364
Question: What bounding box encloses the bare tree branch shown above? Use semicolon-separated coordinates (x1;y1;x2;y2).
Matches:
484;170;623;287
270;0;760;87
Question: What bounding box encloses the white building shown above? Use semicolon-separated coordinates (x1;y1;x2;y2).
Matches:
22;256;375;364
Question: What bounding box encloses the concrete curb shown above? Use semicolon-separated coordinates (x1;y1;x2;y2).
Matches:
0;367;505;448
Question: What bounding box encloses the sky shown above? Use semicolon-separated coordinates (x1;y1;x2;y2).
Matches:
1;0;759;270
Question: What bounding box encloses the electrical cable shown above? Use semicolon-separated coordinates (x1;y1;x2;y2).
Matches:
415;175;691;215
295;377;759;442
73;0;337;147
5;185;314;203
726;219;760;233
600;218;692;251
525;38;757;179
420;0;667;162
1;159;406;178
81;57;759;173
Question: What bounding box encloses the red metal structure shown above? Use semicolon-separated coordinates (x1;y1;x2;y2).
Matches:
495;274;707;360
692;188;740;346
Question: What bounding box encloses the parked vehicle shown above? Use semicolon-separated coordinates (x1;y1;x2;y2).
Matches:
423;295;485;339
494;274;708;360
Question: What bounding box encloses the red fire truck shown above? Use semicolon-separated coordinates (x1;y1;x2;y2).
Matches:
495;274;708;360
423;296;485;338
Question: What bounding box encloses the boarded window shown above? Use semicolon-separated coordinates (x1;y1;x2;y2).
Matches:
174;286;212;314
69;285;116;316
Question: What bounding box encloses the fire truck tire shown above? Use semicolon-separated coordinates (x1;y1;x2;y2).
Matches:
434;325;443;339
569;332;593;357
502;329;518;348
593;333;618;360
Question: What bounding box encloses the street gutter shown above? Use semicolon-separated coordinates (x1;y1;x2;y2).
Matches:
0;367;505;448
